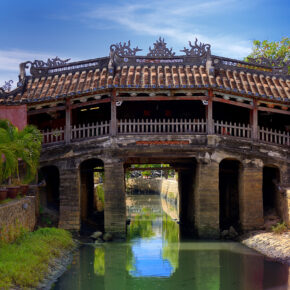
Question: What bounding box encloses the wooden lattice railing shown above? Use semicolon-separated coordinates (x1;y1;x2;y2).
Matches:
258;127;290;146
118;118;207;134
42;127;65;144
71;121;110;140
42;119;290;147
214;120;252;139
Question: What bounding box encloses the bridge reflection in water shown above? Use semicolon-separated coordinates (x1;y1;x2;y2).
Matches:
54;195;289;290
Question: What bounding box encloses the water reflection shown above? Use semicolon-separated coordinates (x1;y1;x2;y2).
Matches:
54;195;289;290
94;247;105;276
162;215;179;272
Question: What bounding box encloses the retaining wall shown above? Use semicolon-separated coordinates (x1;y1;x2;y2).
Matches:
0;197;36;242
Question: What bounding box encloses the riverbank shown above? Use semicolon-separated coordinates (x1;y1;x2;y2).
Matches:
240;230;290;265
0;227;75;289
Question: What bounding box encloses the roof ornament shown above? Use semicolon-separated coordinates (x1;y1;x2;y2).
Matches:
31;57;71;68
180;38;211;57
0;80;13;92
19;57;71;79
110;41;142;57
147;37;175;57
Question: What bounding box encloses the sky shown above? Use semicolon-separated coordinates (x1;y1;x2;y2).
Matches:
0;0;289;87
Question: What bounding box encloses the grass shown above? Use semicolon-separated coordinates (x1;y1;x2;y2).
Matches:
0;195;22;205
271;222;288;234
0;227;74;289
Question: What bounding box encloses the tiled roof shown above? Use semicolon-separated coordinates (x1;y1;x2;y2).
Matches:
8;63;288;103
0;38;289;104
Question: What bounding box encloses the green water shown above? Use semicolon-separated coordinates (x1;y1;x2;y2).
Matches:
54;198;289;290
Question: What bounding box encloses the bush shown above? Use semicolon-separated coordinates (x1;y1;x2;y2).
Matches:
271;222;288;234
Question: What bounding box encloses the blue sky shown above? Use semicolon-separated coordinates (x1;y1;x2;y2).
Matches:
0;0;289;87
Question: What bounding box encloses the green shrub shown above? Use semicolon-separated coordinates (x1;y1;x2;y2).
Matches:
271;222;288;234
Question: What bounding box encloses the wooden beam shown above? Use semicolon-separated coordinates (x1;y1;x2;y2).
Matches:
27;105;65;115
116;95;207;102
71;98;110;109
65;99;72;144
213;97;254;109
250;99;258;140
207;89;214;134
258;106;290;115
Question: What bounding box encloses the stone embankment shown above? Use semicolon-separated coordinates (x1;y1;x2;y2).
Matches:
240;231;290;265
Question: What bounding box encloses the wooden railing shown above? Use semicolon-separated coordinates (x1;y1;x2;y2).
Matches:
259;127;290;146
214;120;252;139
71;121;110;140
42;127;64;144
42;119;290;147
118;118;207;134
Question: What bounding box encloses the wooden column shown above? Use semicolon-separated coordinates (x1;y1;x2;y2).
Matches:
65;99;72;144
206;89;214;134
110;90;117;136
250;99;258;140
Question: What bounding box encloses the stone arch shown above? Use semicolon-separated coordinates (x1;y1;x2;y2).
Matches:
262;164;282;219
79;158;105;233
219;158;243;231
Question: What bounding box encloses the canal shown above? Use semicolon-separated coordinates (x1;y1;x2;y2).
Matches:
54;195;289;290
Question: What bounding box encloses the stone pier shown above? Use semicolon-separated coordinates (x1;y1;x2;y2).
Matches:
104;159;126;238
240;162;264;230
58;161;81;230
195;160;220;238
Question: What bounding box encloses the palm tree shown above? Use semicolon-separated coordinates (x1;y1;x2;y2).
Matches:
0;120;19;185
17;125;42;183
0;120;42;185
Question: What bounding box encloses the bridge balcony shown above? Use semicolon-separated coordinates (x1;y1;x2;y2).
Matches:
41;118;290;147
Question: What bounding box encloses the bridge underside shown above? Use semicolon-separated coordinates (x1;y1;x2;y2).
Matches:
38;134;290;239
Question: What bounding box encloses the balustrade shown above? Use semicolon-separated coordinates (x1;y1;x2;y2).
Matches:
118;118;207;134
41;119;289;147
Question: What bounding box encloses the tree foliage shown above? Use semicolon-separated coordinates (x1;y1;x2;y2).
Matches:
245;37;290;73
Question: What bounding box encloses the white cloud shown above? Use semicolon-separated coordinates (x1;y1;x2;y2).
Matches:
83;0;252;59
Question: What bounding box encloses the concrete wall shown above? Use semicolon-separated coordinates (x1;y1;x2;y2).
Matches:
0;197;36;242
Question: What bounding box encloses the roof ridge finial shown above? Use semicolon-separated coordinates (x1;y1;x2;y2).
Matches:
147;37;175;57
180;37;211;57
110;40;142;57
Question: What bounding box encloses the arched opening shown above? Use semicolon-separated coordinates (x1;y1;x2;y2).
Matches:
263;165;281;220
125;157;197;238
80;158;104;234
38;165;60;227
219;159;242;231
178;159;198;235
38;165;60;211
